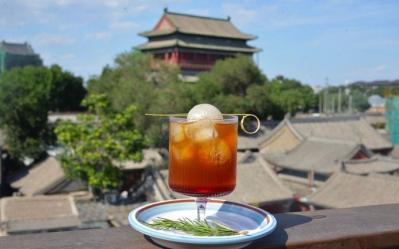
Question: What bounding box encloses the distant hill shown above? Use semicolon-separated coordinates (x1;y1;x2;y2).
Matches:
349;80;399;87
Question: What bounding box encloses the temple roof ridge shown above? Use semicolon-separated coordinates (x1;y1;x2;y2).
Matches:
164;9;230;22
139;9;257;40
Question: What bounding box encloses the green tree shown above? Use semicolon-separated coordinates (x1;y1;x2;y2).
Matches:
87;51;316;149
55;94;148;189
193;54;266;102
192;54;269;115
0;66;52;159
268;76;316;117
351;88;370;112
245;84;275;118
193;57;316;119
0;65;87;160
87;50;193;146
49;65;87;112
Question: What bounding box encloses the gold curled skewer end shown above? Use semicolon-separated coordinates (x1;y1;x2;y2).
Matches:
145;113;261;135
225;113;261;135
241;114;261;135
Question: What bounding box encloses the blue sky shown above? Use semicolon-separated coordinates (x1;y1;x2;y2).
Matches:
1;0;398;86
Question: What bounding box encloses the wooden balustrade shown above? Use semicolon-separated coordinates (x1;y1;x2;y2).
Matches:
2;203;399;249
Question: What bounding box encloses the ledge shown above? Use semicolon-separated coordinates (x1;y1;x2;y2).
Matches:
2;203;399;249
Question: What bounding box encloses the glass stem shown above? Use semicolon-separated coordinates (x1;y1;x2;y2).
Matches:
196;197;208;221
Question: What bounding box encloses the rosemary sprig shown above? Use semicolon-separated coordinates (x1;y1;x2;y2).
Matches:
145;217;246;236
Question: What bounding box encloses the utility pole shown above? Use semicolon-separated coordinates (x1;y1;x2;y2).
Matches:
323;89;327;113
338;87;342;113
318;91;322;114
324;77;329;113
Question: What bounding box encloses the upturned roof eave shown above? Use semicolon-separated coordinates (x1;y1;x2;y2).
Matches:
139;29;256;40
258;117;304;148
137;40;261;53
138;29;175;37
306;172;341;203
269;160;335;176
257;157;294;197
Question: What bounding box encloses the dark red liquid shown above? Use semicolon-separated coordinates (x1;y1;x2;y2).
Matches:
168;120;237;196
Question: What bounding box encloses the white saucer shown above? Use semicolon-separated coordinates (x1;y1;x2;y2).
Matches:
128;198;277;249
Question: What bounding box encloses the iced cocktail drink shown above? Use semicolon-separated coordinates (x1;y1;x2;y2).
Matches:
169;116;238;197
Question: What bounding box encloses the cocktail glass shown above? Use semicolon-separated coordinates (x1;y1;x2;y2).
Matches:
168;115;238;221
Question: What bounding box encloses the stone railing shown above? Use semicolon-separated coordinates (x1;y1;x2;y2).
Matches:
1;203;399;249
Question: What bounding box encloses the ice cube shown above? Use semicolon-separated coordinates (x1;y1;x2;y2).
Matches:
185;120;218;143
170;122;185;143
194;128;217;142
198;139;232;166
171;144;194;163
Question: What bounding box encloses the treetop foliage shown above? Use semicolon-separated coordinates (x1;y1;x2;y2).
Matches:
0;65;86;160
0;66;52;159
49;65;87;112
55;94;149;189
88;50;316;146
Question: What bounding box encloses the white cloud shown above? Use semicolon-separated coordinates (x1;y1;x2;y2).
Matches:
54;0;79;6
32;34;76;47
85;32;112;40
103;0;129;8
374;64;386;72
221;0;398;33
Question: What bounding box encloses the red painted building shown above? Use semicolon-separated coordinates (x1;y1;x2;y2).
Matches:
137;9;261;76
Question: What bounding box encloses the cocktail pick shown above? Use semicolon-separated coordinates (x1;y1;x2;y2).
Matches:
144;113;261;135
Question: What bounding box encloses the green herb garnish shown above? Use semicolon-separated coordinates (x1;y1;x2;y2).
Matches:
146;217;247;236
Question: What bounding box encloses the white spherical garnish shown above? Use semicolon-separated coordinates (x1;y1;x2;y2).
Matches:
187;104;223;121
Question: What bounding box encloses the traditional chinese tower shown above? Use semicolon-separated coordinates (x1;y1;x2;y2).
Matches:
0;41;42;75
137;8;261;76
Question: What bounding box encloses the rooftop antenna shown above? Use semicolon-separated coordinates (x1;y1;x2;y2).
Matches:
338;86;342;113
318;87;322;114
324;77;329;113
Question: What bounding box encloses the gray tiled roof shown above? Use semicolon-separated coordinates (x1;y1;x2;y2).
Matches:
75;201;108;223
114;149;164;171
140;11;256;40
0;195;81;233
390;145;399;159
237;124;275;151
74;199;147;227
308;172;399;208
237;151;257;163
151;154;293;205
0;41;36;55
290;116;392;151
343;156;399;175
11;157;66;196
225;157;293;204
267;137;365;175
